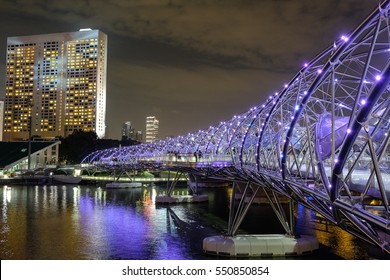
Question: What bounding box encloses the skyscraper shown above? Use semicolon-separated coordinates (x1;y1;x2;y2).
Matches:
0;100;4;141
121;121;134;140
3;29;107;141
145;116;159;143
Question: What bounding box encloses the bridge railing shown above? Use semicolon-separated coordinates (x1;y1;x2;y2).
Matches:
134;153;234;168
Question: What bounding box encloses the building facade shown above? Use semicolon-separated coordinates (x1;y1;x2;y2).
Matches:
3;29;107;141
0;141;60;173
145;116;159;143
0;100;4;141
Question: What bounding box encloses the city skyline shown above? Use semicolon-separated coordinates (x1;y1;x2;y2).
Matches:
0;0;378;139
121;120;142;142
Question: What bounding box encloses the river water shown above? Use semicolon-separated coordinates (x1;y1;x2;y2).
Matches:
0;184;388;260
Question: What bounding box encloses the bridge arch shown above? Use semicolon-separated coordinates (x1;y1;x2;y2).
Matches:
83;1;390;254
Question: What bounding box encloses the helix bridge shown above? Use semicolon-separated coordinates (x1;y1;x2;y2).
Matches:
82;1;390;255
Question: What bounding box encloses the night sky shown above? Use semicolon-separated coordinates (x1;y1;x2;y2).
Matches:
0;0;378;139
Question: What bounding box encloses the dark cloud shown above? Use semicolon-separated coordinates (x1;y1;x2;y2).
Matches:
0;0;378;139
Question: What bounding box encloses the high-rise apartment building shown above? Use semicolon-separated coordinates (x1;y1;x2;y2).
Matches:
3;29;107;141
0;100;4;141
145;116;159;143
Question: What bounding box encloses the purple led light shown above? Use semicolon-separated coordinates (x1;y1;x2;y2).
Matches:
375;74;382;81
347;128;351;134
304;63;308;67
361;99;366;105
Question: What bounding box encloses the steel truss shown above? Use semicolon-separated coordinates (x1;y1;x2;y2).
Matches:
82;1;390;254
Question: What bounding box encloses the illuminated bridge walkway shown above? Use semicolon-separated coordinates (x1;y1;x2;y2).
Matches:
83;1;390;255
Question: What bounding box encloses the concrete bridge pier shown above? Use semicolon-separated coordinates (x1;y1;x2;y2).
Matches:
203;181;319;257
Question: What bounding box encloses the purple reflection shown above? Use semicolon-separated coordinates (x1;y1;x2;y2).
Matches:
74;188;190;259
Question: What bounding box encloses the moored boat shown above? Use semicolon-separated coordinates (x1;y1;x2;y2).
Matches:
50;167;82;184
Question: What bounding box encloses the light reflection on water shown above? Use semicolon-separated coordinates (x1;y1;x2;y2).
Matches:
0;184;225;260
0;184;388;260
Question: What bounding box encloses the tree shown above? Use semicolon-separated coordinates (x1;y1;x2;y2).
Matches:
59;130;98;164
58;130;141;164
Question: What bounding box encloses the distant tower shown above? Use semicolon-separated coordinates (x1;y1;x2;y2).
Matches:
121;121;134;140
135;130;143;142
3;29;107;141
145;116;159;143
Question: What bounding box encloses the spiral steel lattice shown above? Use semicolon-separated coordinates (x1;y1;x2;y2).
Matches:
83;1;390;253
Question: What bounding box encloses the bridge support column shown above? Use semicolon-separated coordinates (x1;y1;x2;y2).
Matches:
187;174;199;195
155;171;208;204
203;181;319;257
227;181;259;236
105;168;143;188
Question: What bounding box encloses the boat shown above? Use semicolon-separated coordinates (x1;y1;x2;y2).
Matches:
106;182;143;188
50;167;82;184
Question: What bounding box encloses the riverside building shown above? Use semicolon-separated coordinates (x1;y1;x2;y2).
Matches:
3;29;107;141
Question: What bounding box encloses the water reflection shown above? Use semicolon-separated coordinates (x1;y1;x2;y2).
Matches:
295;204;388;259
0;185;224;259
0;184;388;259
